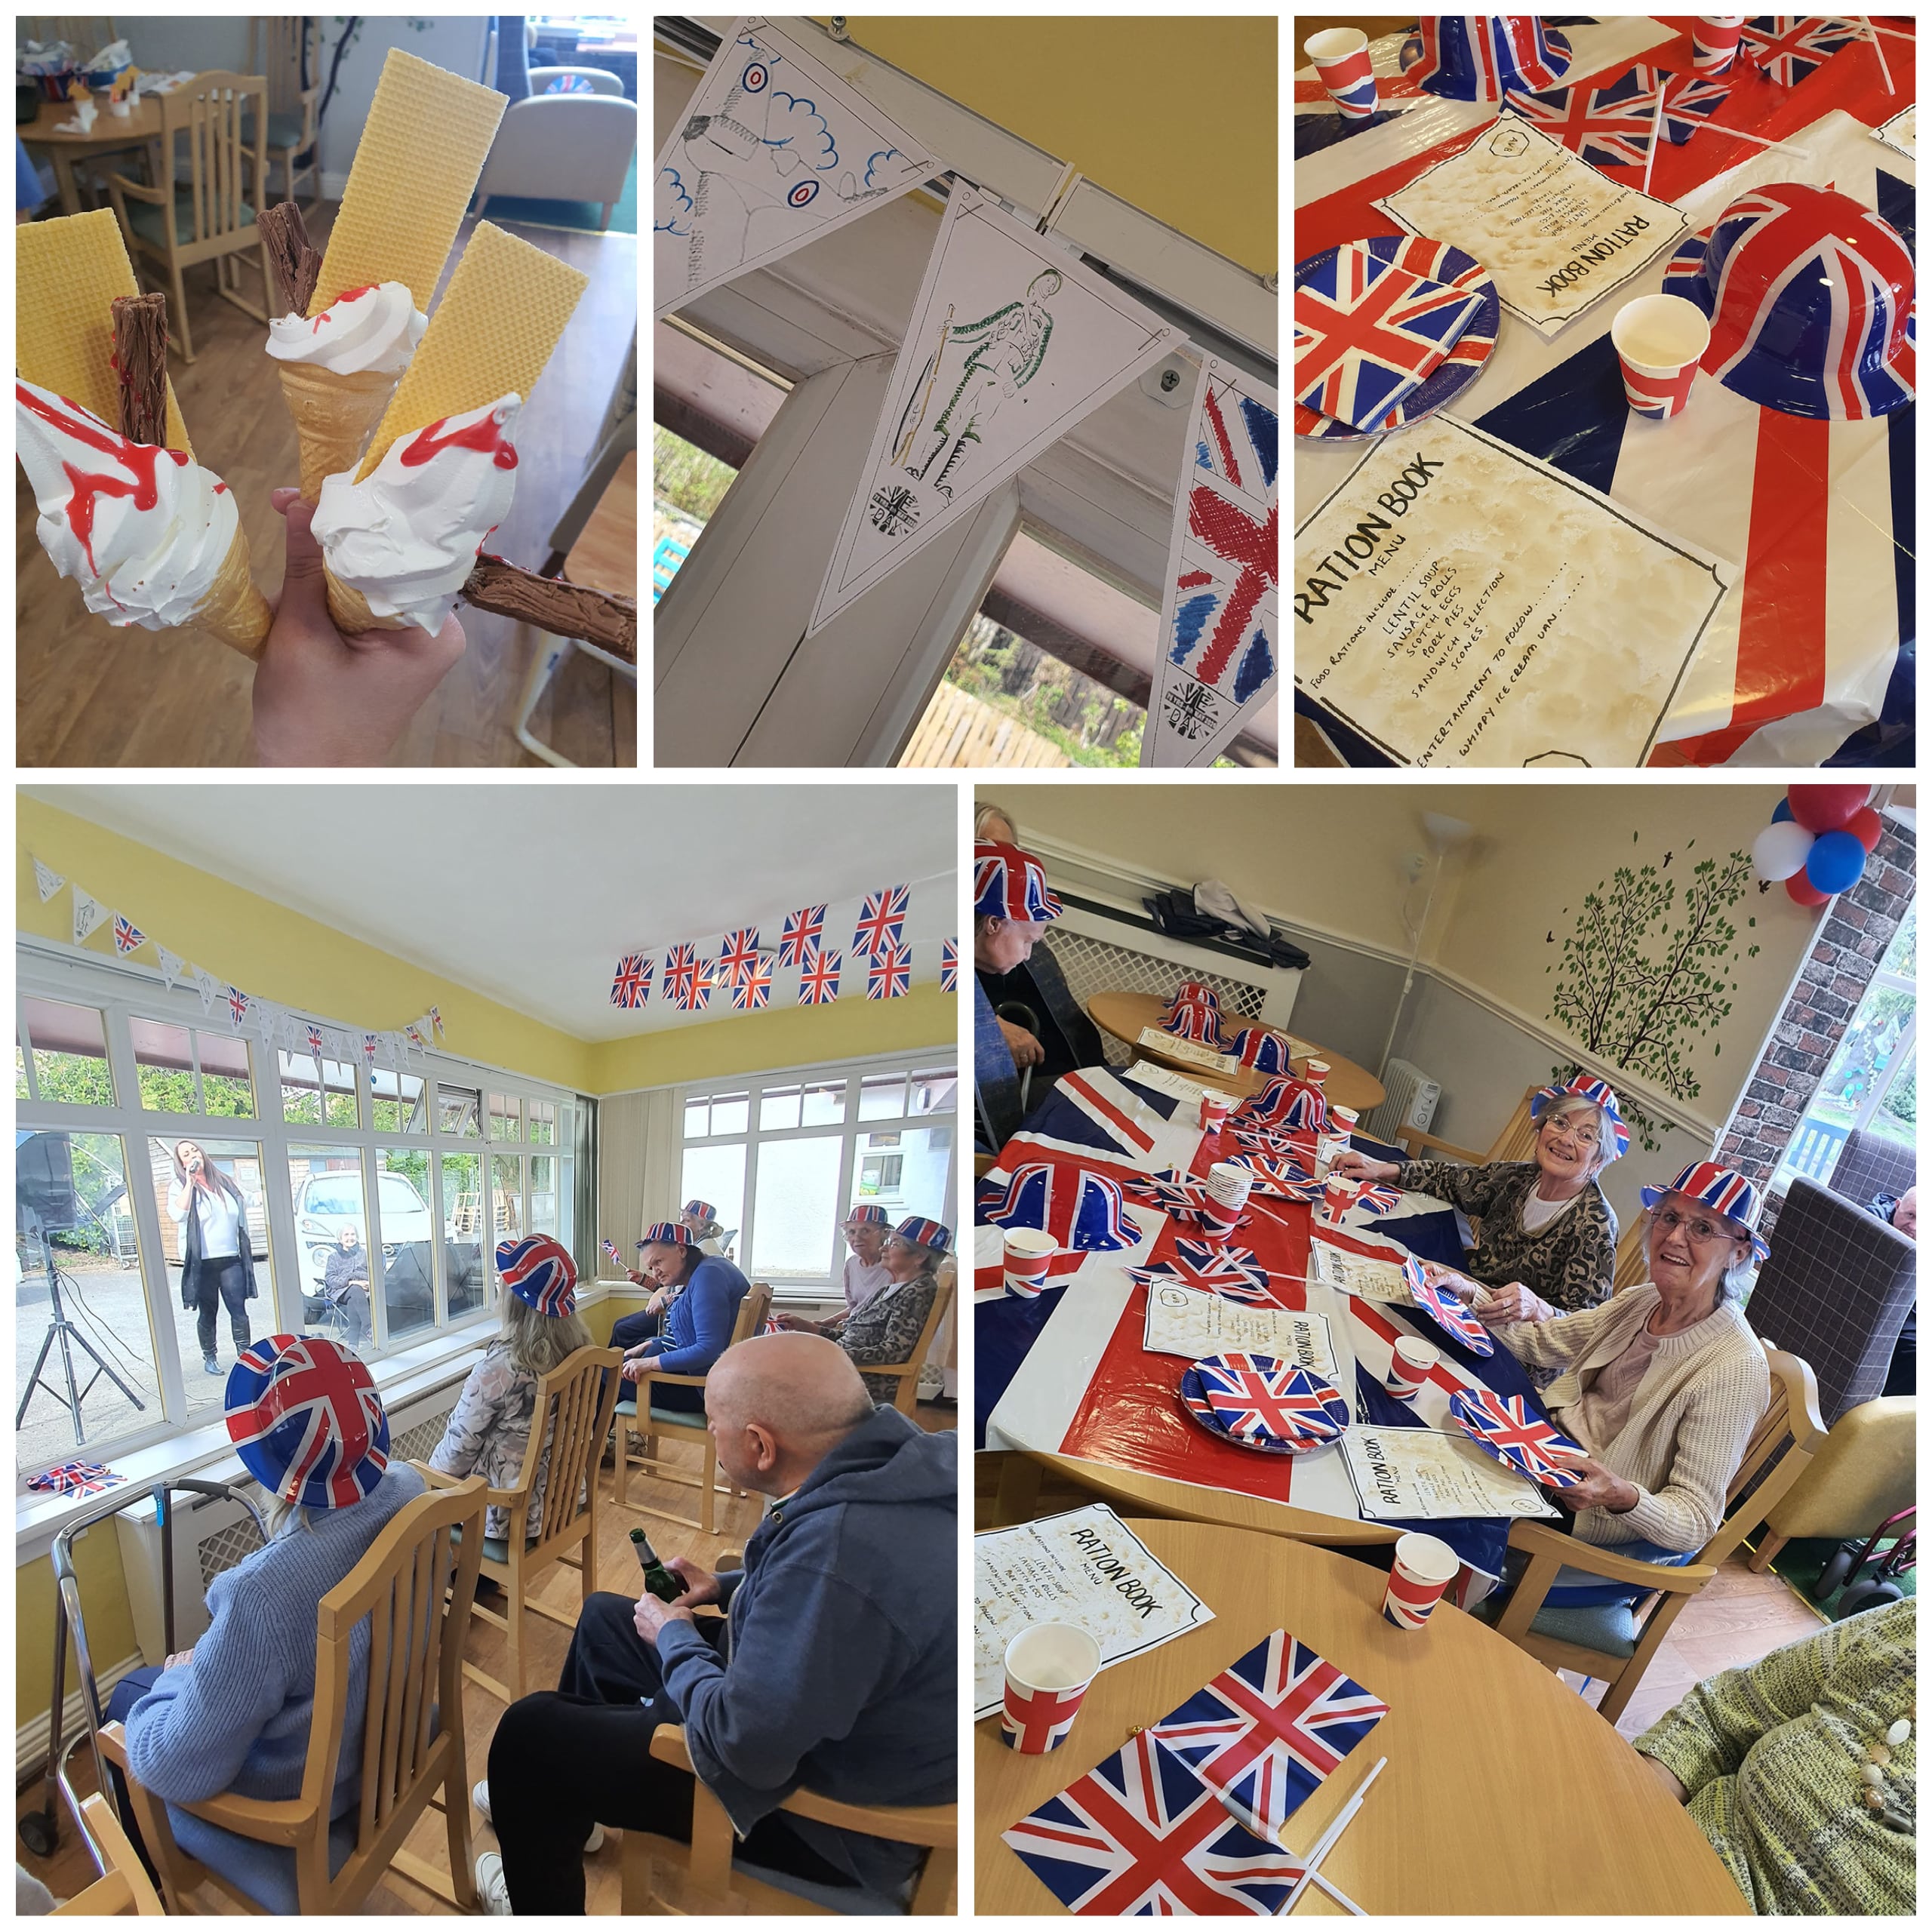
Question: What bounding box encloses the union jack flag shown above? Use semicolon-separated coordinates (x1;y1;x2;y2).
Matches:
854;884;909;957
1150;1630;1389;1841
981;1161;1137;1252
777;904;826;967
112;915;145;955
361;1032;378;1067
1450;1388;1587;1487
1649;66;1735;143
1738;15;1860;85
1226;1154;1323;1201
1001;1728;1306;1915
715;926;761;985
226;986;250;1027
731;959;773;1010
1229;1125;1318;1165
664;942;701;1009
685;961;715;1011
1126;1240;1274;1303
225;1334;389;1509
601;1237;623;1264
1186;1354;1348;1448
25;1459;124;1496
797;943;841;1004
305;1024;325;1057
1500;72;1663;167
1401;1256;1494;1355
940;938;958;992
611;951;652;1009
1119;1168;1211;1217
866;943;910;999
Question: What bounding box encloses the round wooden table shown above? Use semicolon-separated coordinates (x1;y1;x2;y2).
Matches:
22;95;165;217
1087;991;1386;1114
977;1519;1749;1916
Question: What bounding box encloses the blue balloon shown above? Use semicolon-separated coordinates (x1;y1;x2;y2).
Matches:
1771;798;1793;823
1804;829;1866;896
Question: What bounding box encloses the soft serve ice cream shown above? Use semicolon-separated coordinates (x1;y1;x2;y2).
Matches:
313;392;521;632
16;378;238;628
265;280;426;374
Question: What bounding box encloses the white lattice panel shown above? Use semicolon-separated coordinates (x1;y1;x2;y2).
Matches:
1041;928;1266;1067
196;1512;266;1590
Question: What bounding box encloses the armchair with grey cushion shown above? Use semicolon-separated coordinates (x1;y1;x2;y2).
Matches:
1744;1174;1916;1424
1829;1128;1916;1218
473;89;636;231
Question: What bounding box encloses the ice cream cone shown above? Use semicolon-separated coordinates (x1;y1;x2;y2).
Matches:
189;527;272;658
278;361;402;503
325;570;411;636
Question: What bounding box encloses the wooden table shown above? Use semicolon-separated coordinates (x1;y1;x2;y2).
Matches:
1087;990;1386;1114
977;1519;1749;1917
22;95;164;217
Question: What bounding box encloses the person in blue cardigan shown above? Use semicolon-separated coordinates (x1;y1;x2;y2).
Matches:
103;1335;424;1911
618;1220;749;1412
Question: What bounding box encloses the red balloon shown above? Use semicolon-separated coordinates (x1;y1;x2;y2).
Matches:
1787;874;1830;908
1787;784;1871;833
1847;805;1884;853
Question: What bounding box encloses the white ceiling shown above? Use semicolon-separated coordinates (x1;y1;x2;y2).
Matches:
28;785;960;1041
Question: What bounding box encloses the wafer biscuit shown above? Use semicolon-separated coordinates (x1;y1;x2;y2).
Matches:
17;209;192;453
309;48;507;315
355;222;587;478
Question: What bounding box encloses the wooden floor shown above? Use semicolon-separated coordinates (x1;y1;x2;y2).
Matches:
17;198;637;768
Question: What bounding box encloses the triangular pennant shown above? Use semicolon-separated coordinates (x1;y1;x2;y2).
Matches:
224;986;251;1031
71;888;109;946
805;184;1184;636
427;1005;445;1041
1143;358;1279;767
251;998;281;1047
32;857;66;903
654;17;942;323
157;946;185;989
111;914;146;956
192;968;218;1014
361;1031;380;1070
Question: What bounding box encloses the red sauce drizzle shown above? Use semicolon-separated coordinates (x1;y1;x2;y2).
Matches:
16;382;186;580
400;408;518;472
310;285;379;331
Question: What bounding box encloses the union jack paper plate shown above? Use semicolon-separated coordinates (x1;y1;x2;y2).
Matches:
1179;1354;1350;1455
1401;1256;1495;1356
1448;1388;1587;1487
1294;235;1500;440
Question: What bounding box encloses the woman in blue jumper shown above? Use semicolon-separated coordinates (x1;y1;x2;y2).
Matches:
618;1220;749;1411
103;1335;423;1909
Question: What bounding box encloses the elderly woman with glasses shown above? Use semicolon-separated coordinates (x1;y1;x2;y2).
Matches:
1484;1161;1773;1557
1331;1075;1626;1315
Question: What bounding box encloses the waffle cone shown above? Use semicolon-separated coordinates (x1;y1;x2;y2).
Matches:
189;527;272;658
325;571;412;636
277;362;402;503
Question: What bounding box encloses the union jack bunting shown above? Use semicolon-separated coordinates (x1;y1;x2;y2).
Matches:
25;1459;125;1496
1401;1256;1494;1355
1001;1729;1306;1915
715;926;761;984
611;951;652;1009
1150;1630;1389;1841
1125;1240;1274;1303
497;1234;577;1317
940;938;959;993
225;1334;390;1509
1449;1389;1587;1487
731;959;774;1010
361;1032;379;1068
777;904;826;967
982;1161;1137;1252
684;960;714;1012
663;942;701;1010
1185;1354;1349;1449
1500;71;1665;166
305;1024;325;1057
1739;15;1859;86
226;986;250;1028
866;943;911;999
854;884;909;957
798;943;842;1004
112;914;145;955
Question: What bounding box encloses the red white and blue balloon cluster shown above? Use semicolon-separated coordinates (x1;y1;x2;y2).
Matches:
1750;785;1885;908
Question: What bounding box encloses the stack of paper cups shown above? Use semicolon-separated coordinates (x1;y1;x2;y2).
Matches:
1001;1623;1103;1752
1001;1226;1059;1298
1382;1531;1460;1629
1611;294;1712;420
1383;1336;1438;1398
1693;16;1746;72
1199;1090;1233;1131
1305;26;1379;118
1201;1162;1252;1234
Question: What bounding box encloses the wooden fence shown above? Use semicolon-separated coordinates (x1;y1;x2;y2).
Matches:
900;681;1073;768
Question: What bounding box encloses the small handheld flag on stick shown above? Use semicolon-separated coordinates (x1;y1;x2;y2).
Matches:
1862;16;1894;93
1641;83;1666;195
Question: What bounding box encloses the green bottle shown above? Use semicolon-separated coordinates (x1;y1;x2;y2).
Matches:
629;1527;681;1603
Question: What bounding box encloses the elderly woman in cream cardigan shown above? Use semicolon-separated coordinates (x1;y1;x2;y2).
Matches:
1480;1160;1774;1556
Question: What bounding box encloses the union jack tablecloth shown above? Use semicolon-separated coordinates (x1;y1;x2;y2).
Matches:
1295;14;1915;765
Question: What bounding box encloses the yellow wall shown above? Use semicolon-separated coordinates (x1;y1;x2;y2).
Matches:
18;1525;140;1731
828;17;1278;273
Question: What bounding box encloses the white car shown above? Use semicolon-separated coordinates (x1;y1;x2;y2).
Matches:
295;1171;433;1294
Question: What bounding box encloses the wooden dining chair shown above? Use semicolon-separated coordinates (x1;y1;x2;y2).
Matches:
98;1474;488;1914
614;1281;771;1534
104;69;270;361
858;1270;957;1417
1396;1084;1543;1168
50;1792;163;1916
245;16;319;204
1611;1214;1652;1290
619;1725;958;1915
1486;1346;1826;1721
417;1344;623;1704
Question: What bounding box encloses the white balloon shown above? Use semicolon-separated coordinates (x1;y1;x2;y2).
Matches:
1753;820;1815;881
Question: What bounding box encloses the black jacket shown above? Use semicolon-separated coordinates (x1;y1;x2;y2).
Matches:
178;1177;259;1306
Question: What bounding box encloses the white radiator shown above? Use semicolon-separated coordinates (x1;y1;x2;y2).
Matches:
1365;1059;1441;1146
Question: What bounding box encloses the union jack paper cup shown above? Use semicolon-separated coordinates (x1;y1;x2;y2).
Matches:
1322;1174;1355;1224
1383;1336;1438;1399
1302;1060;1331;1090
1306;26;1378;118
1692;16;1746;72
1202;1161;1253;1233
1001;1226;1058;1299
1199;1089;1234;1131
1383;1531;1461;1630
1611;294;1711;421
1001;1623;1103;1752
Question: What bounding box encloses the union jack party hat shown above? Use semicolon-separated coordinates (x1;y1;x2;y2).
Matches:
226;1334;389;1510
1640;1161;1770;1260
1235;1074;1325;1134
1530;1074;1630;1159
1159;997;1226;1048
1663;184;1915;420
497;1234;577;1317
1401;15;1571;100
1171;980;1223;1011
982;1161;1137;1253
894;1215;952;1254
973;841;1063;923
844;1203;891;1226
639;1220;698;1249
683;1198;717;1223
1229;1026;1294;1075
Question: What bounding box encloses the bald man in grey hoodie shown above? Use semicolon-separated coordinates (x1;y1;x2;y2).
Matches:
478;1334;956;1913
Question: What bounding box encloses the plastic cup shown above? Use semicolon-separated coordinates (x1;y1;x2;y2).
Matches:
1200;1091;1233;1131
1692;16;1746;72
1611;294;1712;421
1383;1336;1438;1398
1001;1226;1058;1299
1306;26;1379;119
1383;1531;1461;1629
1202;1161;1252;1233
1001;1622;1102;1752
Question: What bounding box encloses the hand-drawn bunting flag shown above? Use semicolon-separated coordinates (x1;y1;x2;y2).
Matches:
32;857;65;903
112;914;145;955
72;888;109;946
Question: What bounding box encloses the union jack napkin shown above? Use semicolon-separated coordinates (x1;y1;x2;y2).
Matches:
1151;1629;1389;1842
1295;242;1484;430
26;1460;124;1497
1450;1388;1588;1487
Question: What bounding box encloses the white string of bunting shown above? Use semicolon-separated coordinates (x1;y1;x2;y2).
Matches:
32;857;447;1073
